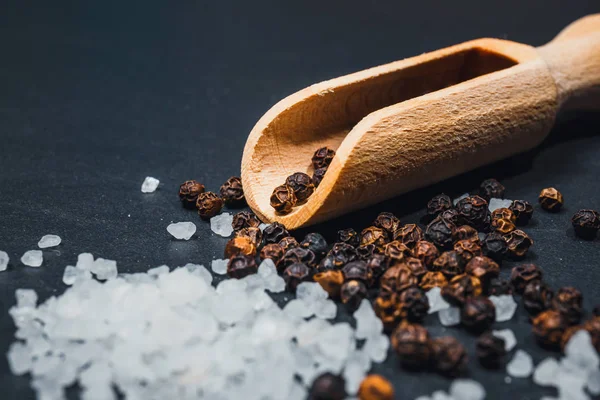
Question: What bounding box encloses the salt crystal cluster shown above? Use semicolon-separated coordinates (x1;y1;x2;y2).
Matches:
141;176;160;193
0;250;9;272
167;222;197;240
210;213;234;237
488;198;512;212
37;234;62;249
21;250;43;267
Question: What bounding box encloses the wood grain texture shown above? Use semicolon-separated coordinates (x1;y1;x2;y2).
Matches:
241;14;599;229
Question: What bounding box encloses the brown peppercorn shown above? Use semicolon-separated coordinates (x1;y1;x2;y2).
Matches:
571;209;600;239
396;267;419;293
312;146;336;169
396;287;430;322
441;274;482;306
476;331;506;368
413;240;440;267
384;241;412;263
279;247;317;272
374;293;398;332
235;227;262;248
491;207;517;224
308;372;346;400
427;194;453;219
391;322;431;369
231;210;261;231
279;236;300;253
552;286;583;325
326;242;358;269
313;270;345;299
379;264;402;294
431;336;468;377
487;277;513;296
461;296;496;333
357;244;381;260
196;192;223;219
420;271;448;291
453;239;482;264
538;187;564;212
432;251;464;279
425;217;456;249
403;257;427;280
340;280;368;311
262;222;290;244
338;228;360;247
522;280;554;316
509;200;534;226
480;232;508;262
440;208;461;225
479;178;505;200
219;176;245;207
224;236;257;259
453;225;480;244
259;243;284;265
366;254;389;281
358;374;394;400
360;226;389;248
285;172;315;202
393;224;424;248
178;180;205;208
342;260;373;285
456;195;491;230
312;167;327;188
510;264;543;294
227;254;258;279
505;229;533;259
373;212;401;236
300;233;328;259
270;184;297;214
532;309;568;349
491;217;516;234
465;256;499;293
283;263;312;293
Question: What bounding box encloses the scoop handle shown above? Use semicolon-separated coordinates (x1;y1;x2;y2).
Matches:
537;14;600;110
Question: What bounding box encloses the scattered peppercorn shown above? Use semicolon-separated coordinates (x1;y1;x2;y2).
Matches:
426;194;453;219
325;242;358;269
571;209;600;239
283;263;312;292
358;374;394;400
279;236;300;253
231;210;261;231
420;271;448;291
342;260;373;285
373;212;401;236
196;191;224;219
313;270;345;299
396;287;430;322
279;247;317;272
338;228;360;247
480;232;508;262
262;222;290;244
396;266;420;293
357;244;380;260
312;147;336;169
453;225;480;244
219;176;245;207
340;280;368;311
224;236;257;259
552;286;583;325
522;280;554;316
491;207;516;224
431;336;468;377
538;187;563;212
235;227;262;247
510;264;543;294
312;167;327;188
300;233;328;259
479;178;505;200
270;184;297;214
366;254;389;281
491;217;515;234
461;296;496;333
360;226;389;248
505;229;533;259
308;372;346;400
374;293;398;332
391;322;431;369
384;241;412;263
465;256;499;293
532;309;568;349
487;277;513;296
259;243;284;265
441;274;482;306
379;265;402;294
453;239;482;264
440;208;461;225
425;217;456;249
285;172;315;202
509;200;534;225
413;240;440;267
476;332;506;368
403;257;427;280
393;224;424;248
178;180;205;209
456;195;491;230
432;251;464;278
227;254;258;279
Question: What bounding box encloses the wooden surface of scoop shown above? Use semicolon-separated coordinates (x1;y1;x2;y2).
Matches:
241;14;600;230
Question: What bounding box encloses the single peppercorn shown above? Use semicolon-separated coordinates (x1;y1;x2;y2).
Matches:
235;227;262;248
491;207;517;224
358;374;394;400
432;251;464;279
312;146;336;169
413;240;440;267
283;263;312;292
340;280;368;311
510;264;543;294
479;178;505;200
227;254;258;279
461;296;496;333
342;260;373;285
487;277;513;296
431;336;468;377
426;217;456;249
285;172;315;202
374;293;398;332
384;241;412;263
219;176;245;207
453;239;482;264
403;257;427;280
552;286;583;325
373;212;401;236
338;228;360;247
538;187;564;212
456;195;491;230
178;180;205;209
453;225;480;244
326;242;358;269
300;233;328;259
391;322;432;369
522;280;554;316
360;226;389;248
441;274;482;306
196;192;224;219
395;267;419;293
357;244;381;260
426;194;453;219
270;184;297;214
224;236;257;259
571;209;600;239
366;254;389;281
312;167;327;188
532;309;568;349
393;224;424;248
313;270;345;299
379;265;402;294
279;247;317;272
396;287;430;322
262;222;290;245
420;271;448;291
481;232;508;262
259;243;284;265
505;229;533;259
231;210;261;231
476;332;506;368
440;208;461;225
279;236;300;253
491;217;516;234
509;200;534;226
308;372;346;400
465;256;499;292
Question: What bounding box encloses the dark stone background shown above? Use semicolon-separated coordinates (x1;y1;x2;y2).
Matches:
1;1;599;398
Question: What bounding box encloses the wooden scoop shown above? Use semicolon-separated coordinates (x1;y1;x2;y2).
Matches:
241;14;600;230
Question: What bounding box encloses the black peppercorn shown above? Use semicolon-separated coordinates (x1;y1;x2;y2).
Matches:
259;243;284;266
413;240;440;267
393;224;424;248
440;208;461;225
300;233;328;259
461;296;496;333
510;264;543;294
373;212;401;236
431;336;468;377
441;274;482;306
231;210;261;231
279;236;300;253
538;187;563;212
509;200;534;226
308;373;346;400
419;271;448;291
571;209;600;239
396;287;430;322
379;265;402;294
224;236;257;259
403;257;427;280
262;222;290;245
532;309;568;349
552;286;583;325
456;195;491;230
481;232;508;262
453;239;482;264
476;332;506;368
227;254;258;279
487;277;513;296
312;167;327;188
219;176;245;207
479;178;505;200
338;228;360;247
366;254;389;281
340;280;368;311
522;280;554;316
432;251;464;278
426;194;453;219
374;293;398;332
454;225;480;244
313;270;345;299
327;242;358;269
235;227;262;248
425;217;456;249
283;263;312;292
279;247;317;272
312;147;336;169
384;241;412;263
270;184;297;214
360;226;389;248
395;266;419;293
391;322;431;369
285;172;315;202
342;260;373;285
491;207;516;224
196;192;224;219
505;229;533;259
357;244;381;260
465;256;499;293
179;180;205;209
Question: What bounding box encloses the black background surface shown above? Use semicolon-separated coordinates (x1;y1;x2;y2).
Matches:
1;1;599;399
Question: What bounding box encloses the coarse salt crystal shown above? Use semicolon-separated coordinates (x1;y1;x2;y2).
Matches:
21;250;43;267
0;250;9;272
37;234;62;249
166;222;196;240
141;176;159;193
210;213;234;237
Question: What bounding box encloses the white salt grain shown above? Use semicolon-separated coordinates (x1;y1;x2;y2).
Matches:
7;342;31;375
492;329;517;351
141;176;159;193
21;250;43;267
353;299;383;339
166;222;196;240
587;369;600;395
147;265;169;276
489;294;518;322
438;306;461;326
507;349;534;378
210;213;234;237
453;193;469;206
426;287;450;314
0;250;9;272
449;379;485;400
488;198;512;212
62;266;79;285
315;299;337;320
15;289;37;308
211;259;229;275
533;358;559;386
76;253;94;271
91;258;117;280
37;234;62;249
